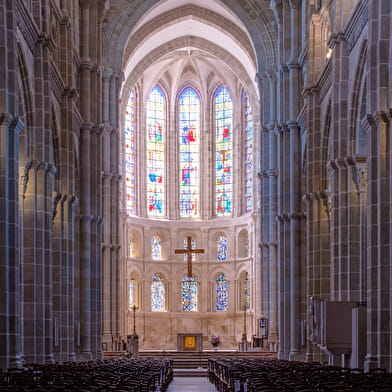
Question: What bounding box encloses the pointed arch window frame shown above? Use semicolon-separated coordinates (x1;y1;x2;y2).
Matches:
125;87;137;215
146;85;166;217
178;86;201;218
243;90;253;213
214;86;233;217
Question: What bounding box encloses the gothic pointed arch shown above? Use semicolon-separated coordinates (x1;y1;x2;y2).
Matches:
178;86;201;218
146;85;166;217
214;86;233;216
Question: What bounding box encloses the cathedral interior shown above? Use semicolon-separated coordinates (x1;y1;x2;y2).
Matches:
1;0;392;374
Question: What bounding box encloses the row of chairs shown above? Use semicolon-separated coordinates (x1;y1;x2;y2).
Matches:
0;357;173;392
208;357;392;392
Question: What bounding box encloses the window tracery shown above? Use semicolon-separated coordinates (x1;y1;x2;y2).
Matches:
146;86;165;217
215;87;233;216
179;88;200;218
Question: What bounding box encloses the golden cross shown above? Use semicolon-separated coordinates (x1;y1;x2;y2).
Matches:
175;236;204;277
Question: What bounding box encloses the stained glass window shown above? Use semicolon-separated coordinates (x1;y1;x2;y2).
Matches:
183;237;196;261
182;276;198;311
146;86;165;216
217;236;227;261
151;236;162;260
216;273;229;311
129;276;136;309
125;88;137;215
151;273;165;311
243;92;253;212
179;88;200;217
215;87;233;216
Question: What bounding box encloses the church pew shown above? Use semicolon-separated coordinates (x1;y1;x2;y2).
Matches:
0;358;173;392
208;357;392;392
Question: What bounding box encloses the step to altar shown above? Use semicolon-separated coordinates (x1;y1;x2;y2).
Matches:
104;349;277;377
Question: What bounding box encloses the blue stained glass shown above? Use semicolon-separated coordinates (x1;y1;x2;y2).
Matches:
243;92;253;213
182;276;198;311
179;88;200;217
129;276;136;309
183;237;196;261
217;236;227;261
215;87;233;216
151;236;162;260
151;273;165;311
125;89;137;215
146;86;165;216
216;273;229;311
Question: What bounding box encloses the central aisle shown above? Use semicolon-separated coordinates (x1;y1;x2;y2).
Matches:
167;377;218;392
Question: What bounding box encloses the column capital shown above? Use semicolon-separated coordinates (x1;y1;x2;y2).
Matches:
0;113;24;135
368;110;390;126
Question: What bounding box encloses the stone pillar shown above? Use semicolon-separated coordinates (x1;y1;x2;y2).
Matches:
364;0;392;371
260;68;279;351
21;160;56;364
0;115;24;369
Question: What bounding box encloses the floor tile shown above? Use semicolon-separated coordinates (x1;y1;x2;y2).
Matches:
167;377;218;392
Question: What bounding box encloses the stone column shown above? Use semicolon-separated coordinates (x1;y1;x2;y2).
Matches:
0;115;24;369
21;160;56;364
364;0;392;371
287;0;304;361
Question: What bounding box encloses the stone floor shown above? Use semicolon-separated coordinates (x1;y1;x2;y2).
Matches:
167;377;218;392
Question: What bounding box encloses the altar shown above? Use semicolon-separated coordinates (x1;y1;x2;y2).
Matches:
177;333;203;351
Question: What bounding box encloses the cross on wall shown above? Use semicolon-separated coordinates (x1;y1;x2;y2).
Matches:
174;236;205;277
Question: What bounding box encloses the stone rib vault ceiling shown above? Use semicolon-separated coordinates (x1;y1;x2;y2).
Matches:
102;0;277;97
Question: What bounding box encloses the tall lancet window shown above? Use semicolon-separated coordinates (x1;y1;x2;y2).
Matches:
125;88;137;215
182;276;198;311
217;236;227;261
215;87;233;216
151;236;162;260
243;92;253;213
146;86;165;216
216;273;229;311
151;273;165;311
179;88;200;217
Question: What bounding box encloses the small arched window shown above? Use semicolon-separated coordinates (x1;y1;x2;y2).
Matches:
151;273;165;312
217;236;227;261
182;275;198;311
151;236;162;260
216;273;229;311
